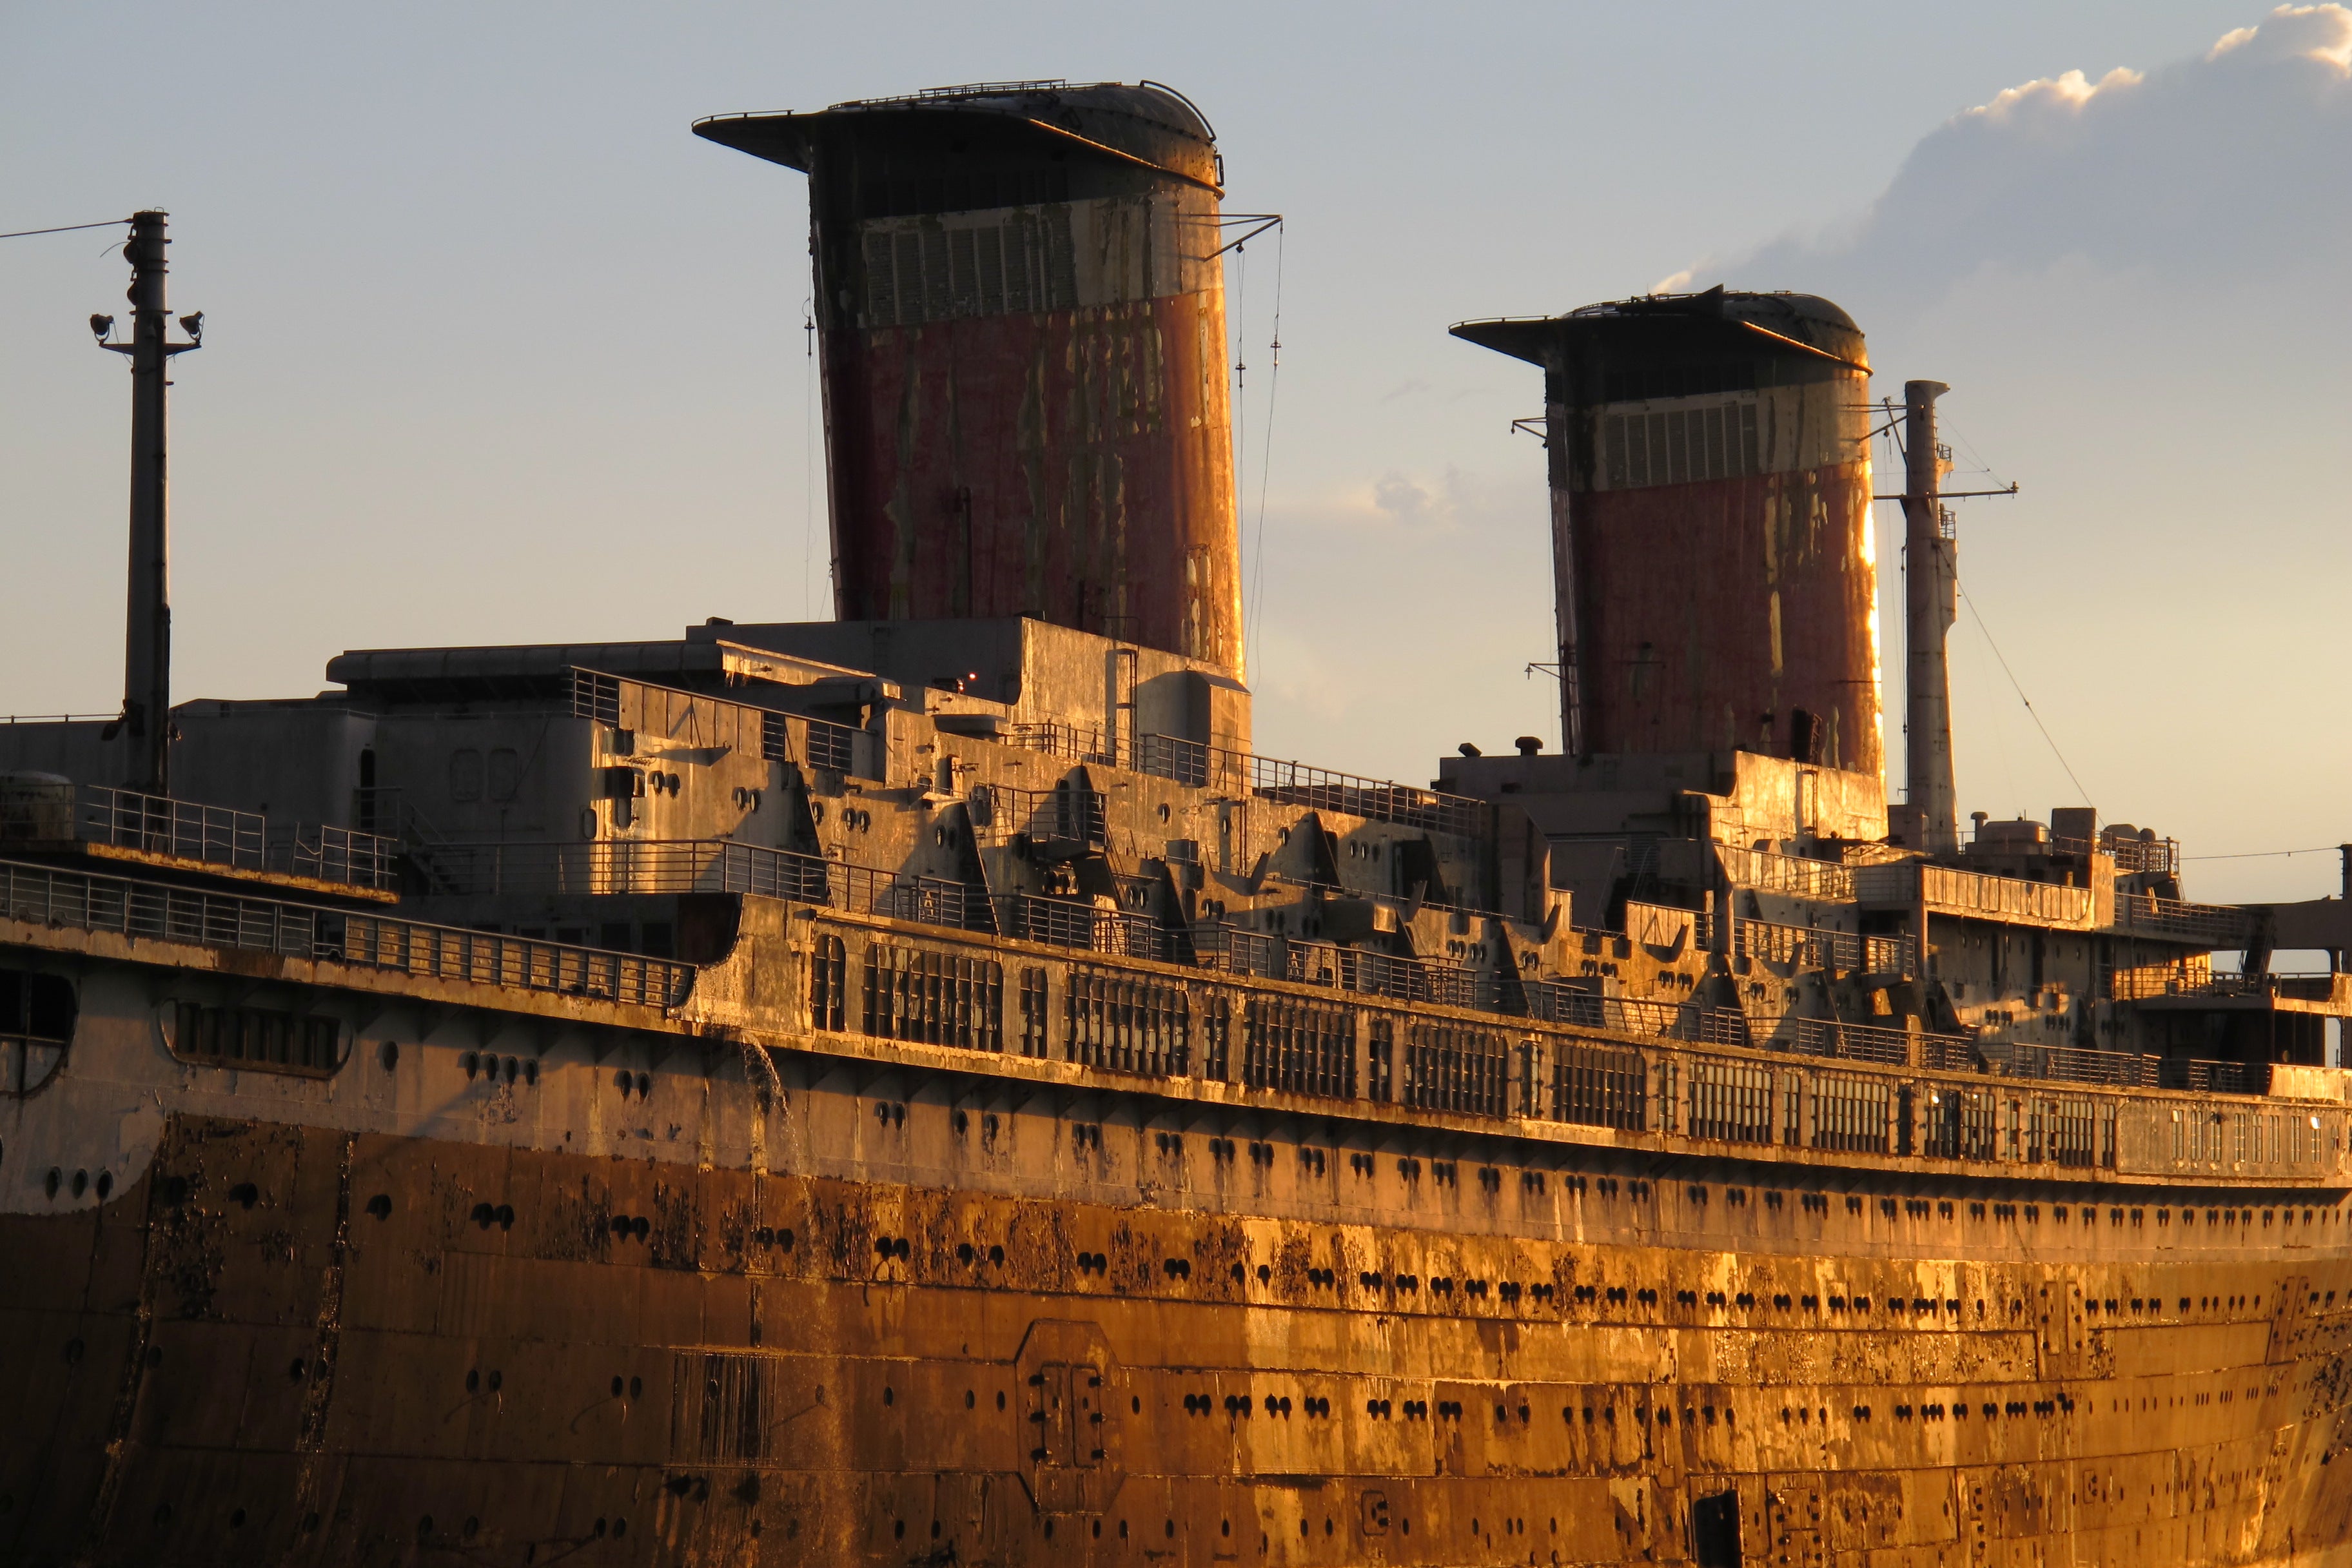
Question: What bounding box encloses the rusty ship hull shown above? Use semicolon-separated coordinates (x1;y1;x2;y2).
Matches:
4;867;2351;1568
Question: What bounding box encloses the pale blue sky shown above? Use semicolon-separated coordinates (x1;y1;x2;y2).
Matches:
4;2;2342;901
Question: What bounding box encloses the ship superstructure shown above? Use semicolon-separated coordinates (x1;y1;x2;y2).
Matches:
3;79;2351;1568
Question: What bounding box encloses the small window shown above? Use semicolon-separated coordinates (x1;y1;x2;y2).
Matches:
1019;968;1050;1059
809;935;847;1033
1;969;75;1095
487;747;523;802
449;749;485;802
170;1001;342;1077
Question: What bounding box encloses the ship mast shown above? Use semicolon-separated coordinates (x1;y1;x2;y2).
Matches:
1901;378;1958;854
97;210;201;794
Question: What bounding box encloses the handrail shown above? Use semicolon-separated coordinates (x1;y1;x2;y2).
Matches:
2112;892;2253;947
1736;917;1915;977
1777;1015;1928;1066
1522;985;1753;1048
2162;1057;2257;1095
1719;845;1856;901
1974;1039;2151;1087
0;784;404;892
2041;832;2179;876
1854;859;2096;929
0;858;692;1007
988;723;1491;841
79;785;265;870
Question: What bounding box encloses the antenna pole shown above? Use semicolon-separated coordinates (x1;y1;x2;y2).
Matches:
1902;379;1958;854
104;210;199;794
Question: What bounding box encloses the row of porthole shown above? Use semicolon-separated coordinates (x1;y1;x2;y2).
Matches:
40;1167;113;1201
1175;1393;1322;1418
414;1514;623;1544
1883;1396;2075;1422
136;1504;624;1539
1033;1514;1518;1544
462;1053;538;1086
1534;1186;2338;1231
358;1186;2316;1315
709;1235;2295;1328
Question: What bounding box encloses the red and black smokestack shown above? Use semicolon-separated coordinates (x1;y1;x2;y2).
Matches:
696;81;1244;673
1455;290;1882;776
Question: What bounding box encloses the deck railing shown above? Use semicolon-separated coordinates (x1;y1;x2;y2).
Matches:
1854;860;2097;928
1977;1039;2154;1087
271;823;402;890
1718;846;1857;902
1778;1015;1925;1066
2160;1057;2257;1095
990;724;1491;841
0;858;692;1006
2044;832;2179;877
1735;918;1915;977
49;785;402;892
2111;892;2253;947
418;839;830;901
79;785;266;869
994;894;1166;957
1520;985;1754;1048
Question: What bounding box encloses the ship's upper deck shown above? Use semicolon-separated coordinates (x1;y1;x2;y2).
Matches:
6;609;2351;1135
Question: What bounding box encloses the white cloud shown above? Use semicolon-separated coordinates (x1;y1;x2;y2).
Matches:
1709;5;2352;302
2208;3;2352;68
1962;65;2143;127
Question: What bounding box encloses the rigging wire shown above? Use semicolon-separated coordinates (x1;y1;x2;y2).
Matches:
1937;414;2014;491
1871;413;2079;811
802;294;818;618
1954;576;2095;809
2186;846;2342;862
1245;221;1284;682
1954;600;2020;814
1230;240;1249;671
0;219;128;240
